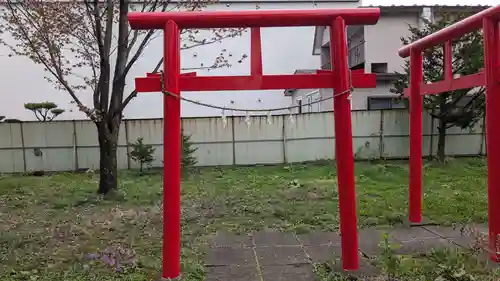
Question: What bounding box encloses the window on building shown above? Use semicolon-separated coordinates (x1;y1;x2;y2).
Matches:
367;96;406;110
314;94;321;112
371;63;388;73
296;98;303;114
321;46;331;70
306;90;321;112
307;95;313;112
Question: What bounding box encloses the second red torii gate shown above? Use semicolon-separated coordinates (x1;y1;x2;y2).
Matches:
398;5;500;262
129;8;380;279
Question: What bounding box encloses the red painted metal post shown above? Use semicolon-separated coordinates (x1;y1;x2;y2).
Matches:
443;41;453;81
330;16;359;271
409;50;423;224
483;18;500;261
163;20;181;279
250;28;263;76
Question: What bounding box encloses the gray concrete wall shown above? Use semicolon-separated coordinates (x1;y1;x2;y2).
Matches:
0;109;485;173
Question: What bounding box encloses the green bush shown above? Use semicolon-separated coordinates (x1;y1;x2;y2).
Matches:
181;129;197;174
128;137;156;173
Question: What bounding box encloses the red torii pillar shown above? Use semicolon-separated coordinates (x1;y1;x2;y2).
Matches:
128;8;380;279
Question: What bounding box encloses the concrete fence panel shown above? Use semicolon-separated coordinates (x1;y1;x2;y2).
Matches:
0;109;487;173
0;122;23;173
285;113;335;163
183;117;234;166
233;115;284;165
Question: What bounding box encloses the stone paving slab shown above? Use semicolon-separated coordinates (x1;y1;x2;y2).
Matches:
261;265;318;281
304;245;341;263
211;231;253;248
424;224;487;249
204;225;484;281
358;228;392;256
395;238;457;255
423;225;465;238
206;247;256;266
303;245;380;278
298;232;341;246
255;245;309;266
205;265;259;281
451;235;477;248
254;231;300;246
330;259;381;278
388;226;439;242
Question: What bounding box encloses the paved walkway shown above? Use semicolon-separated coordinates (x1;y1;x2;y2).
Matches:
204;224;489;281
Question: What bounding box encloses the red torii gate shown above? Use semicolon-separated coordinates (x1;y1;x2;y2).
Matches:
399;5;500;261
128;8;380;279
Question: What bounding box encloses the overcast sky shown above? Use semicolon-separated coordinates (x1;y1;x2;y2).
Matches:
362;0;497;5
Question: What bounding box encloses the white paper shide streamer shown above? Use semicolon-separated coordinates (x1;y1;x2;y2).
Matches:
221;109;227;129
266;111;272;125
245;112;251;128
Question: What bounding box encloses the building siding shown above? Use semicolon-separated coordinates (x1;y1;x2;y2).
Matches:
290;81;397;112
363;13;420;74
308;7;424;111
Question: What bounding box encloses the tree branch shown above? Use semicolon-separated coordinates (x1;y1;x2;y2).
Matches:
31;110;42;121
4;1;86;111
118;57;164;114
2;0;246;124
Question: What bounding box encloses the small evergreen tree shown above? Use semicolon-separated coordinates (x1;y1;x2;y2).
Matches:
181;129;198;174
129;137;156;173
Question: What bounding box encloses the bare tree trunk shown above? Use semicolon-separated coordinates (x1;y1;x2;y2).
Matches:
437;118;447;163
96;120;119;195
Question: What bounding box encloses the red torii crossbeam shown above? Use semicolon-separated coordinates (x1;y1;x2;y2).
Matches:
129;8;380;279
399;5;500;262
135;68;377;92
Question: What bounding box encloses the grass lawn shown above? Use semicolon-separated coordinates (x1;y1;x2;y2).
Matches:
0;157;493;280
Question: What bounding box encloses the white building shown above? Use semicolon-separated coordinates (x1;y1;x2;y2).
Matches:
0;0;361;121
286;4;489;113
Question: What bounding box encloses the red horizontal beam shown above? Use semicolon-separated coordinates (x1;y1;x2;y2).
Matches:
146;72;197;78
135;72;376;92
181;75;333;91
128;8;380;29
399;5;500;58
403;72;485;97
136;77;160;92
